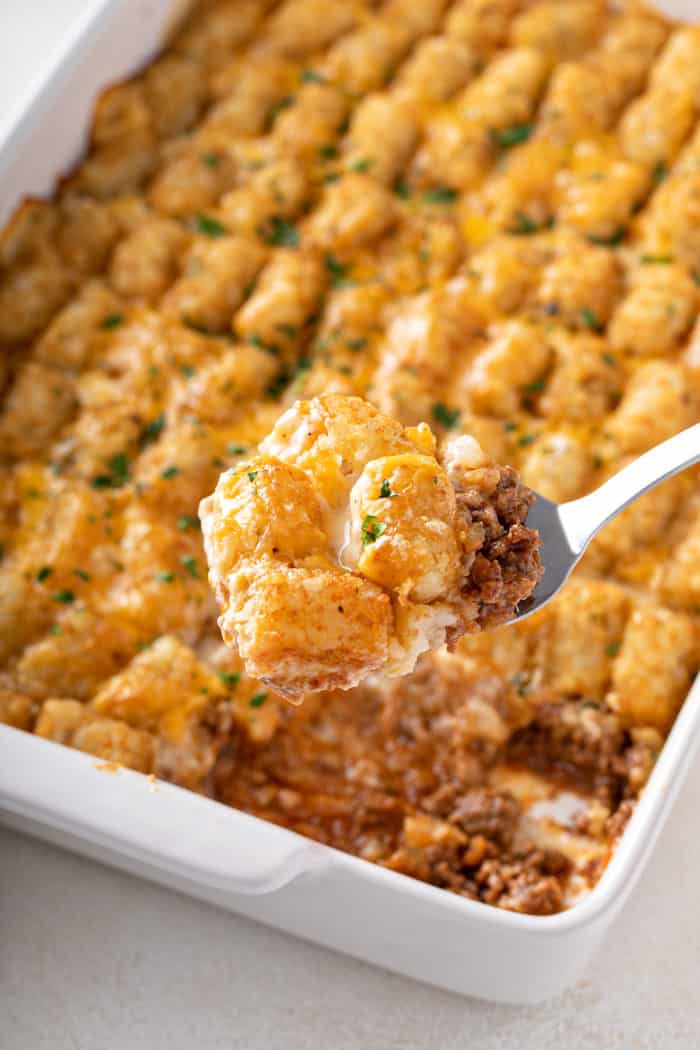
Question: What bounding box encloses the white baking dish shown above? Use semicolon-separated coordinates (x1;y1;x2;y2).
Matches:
2;0;700;1005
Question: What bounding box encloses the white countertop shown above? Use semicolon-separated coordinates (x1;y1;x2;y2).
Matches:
4;756;700;1050
2;5;700;1046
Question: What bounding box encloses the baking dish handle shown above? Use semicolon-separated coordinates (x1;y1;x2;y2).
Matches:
0;726;329;895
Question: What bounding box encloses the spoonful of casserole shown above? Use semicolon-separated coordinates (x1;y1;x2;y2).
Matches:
199;394;543;697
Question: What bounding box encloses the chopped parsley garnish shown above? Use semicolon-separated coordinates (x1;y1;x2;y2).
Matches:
247;471;258;483
154;570;175;583
227;443;247;456
517;433;536;447
318;143;338;160
266;95;294;126
641;255;673;264
431;402;460;429
345;337;368;351
323;172;340;184
393;177;411;199
324;254;354;287
73;569;91;582
588;226;625;246
491;123;532;149
504;421;518;432
603;352;616;367
182;365;196;379
580;307;602;332
350;157;372;172
218;671;241;688
510;212;540;235
91;453;130;489
180;555;199;578
300;68;324;83
510;672;530;697
294;356;312;379
276;323;298;339
51;624;62;635
193;213;226;238
161;465;180;479
523;378;546;394
100;313;124;330
422;186;458;205
36;566;53;583
380;479;396;499
177;515;200;531
139;413;165;448
266;364;293;400
52;590;75;604
652;159;667;185
258;215;299;247
202;152;221;168
606;642;621;657
693;271;700;287
361;514;386;546
249;692;268;708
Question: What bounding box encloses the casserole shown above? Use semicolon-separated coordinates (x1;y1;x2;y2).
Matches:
1;0;700;1003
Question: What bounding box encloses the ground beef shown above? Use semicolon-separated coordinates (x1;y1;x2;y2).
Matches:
449;788;521;848
452;465;543;638
475;848;569;914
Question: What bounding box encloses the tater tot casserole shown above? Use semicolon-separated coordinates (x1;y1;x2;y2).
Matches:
1;0;700;915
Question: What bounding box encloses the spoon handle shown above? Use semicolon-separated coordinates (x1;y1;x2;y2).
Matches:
559;423;700;555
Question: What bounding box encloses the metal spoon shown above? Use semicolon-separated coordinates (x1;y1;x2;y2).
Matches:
512;422;700;622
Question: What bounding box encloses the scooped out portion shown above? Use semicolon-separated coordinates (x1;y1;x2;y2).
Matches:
199;395;542;697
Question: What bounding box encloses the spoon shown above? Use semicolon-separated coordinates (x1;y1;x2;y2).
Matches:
512;422;700;622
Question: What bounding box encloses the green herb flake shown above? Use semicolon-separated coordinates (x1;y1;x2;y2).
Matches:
361;514;386;547
294;356;312;379
300;68;324;84
175;516;197;533
422;186;458;205
182;365;196;379
606;642;621;657
693;271;700;287
258;215;299;248
641;255;673;264
91;452;131;490
193;213;227;238
202;152;221;169
431;402;460;430
510;672;530;697
247;471;258;483
324;254;354;287
323;172;341;184
603;352;616;368
266;95;294;126
161;465;180;479
350;157;372;173
100;313;124;330
652;160;667;185
503;421;518;433
181;555;199;579
51;624;62;635
510;212;539;235
154;570;175;583
523;378;546;394
51;590;75;605
218;670;241;688
380;479;396;499
346;337;368;351
318;143;338;160
227;443;247;456
517;433;536;447
491;123;532;149
276;323;298;339
140;413;165;448
588;226;625;247
392;177;411;199
249;692;268;708
580;307;602;332
36;566;53;583
73;569;91;582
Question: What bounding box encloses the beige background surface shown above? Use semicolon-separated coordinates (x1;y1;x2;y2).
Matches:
2;5;700;1047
